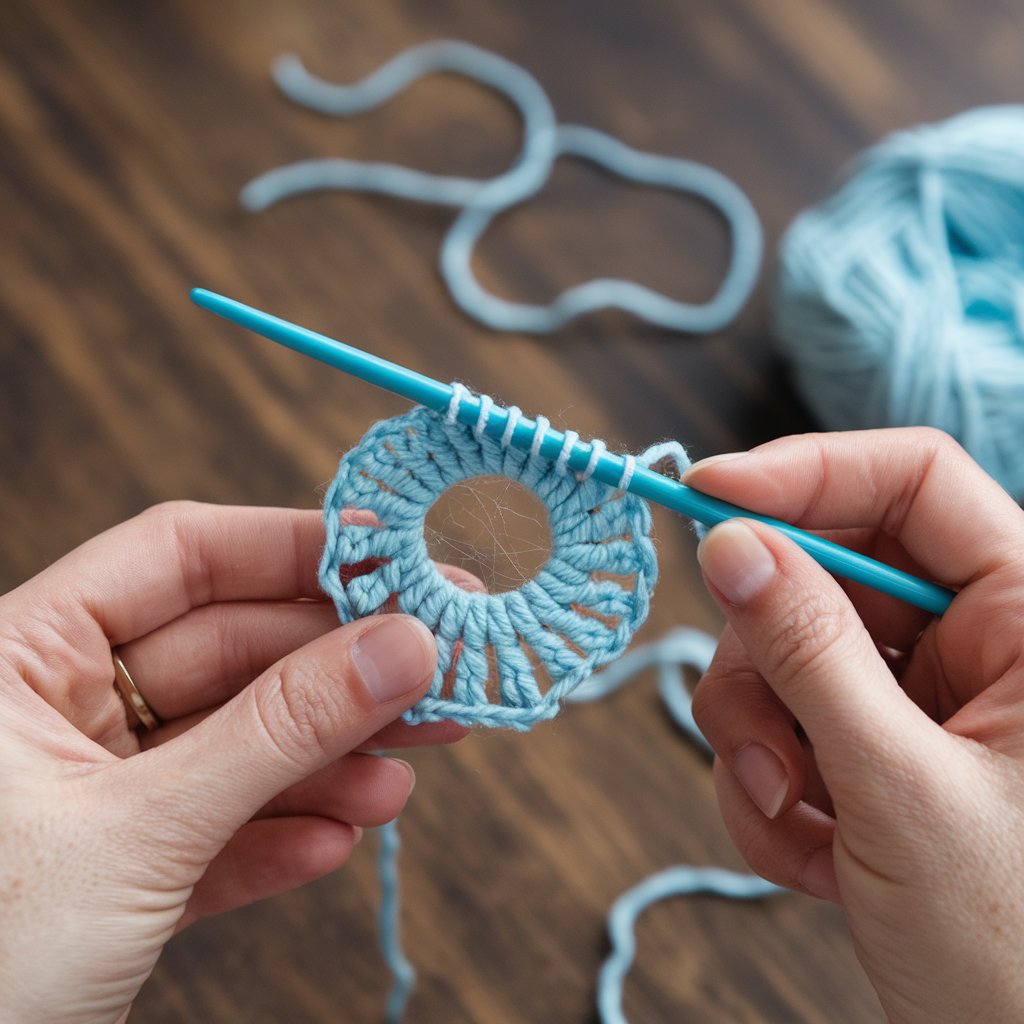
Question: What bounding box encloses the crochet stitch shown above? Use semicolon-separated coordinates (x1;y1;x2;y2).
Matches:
319;386;690;730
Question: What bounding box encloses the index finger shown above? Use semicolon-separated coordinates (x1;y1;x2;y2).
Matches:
16;502;325;646
682;428;1024;588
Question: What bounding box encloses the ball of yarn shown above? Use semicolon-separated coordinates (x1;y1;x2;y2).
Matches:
774;106;1024;499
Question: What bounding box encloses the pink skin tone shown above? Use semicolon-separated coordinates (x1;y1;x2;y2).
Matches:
0;504;468;1024
689;427;1024;1023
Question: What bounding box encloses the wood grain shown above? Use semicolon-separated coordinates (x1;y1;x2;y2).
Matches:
1;1;1020;1020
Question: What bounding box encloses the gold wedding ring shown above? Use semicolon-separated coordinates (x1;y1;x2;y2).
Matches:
111;649;161;731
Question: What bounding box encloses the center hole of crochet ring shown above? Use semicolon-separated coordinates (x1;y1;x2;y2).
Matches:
424;475;553;593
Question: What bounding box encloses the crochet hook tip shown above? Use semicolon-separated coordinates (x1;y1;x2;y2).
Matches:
192;288;455;411
190;287;228;314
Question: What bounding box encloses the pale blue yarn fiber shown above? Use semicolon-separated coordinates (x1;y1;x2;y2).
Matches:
377;628;782;1023
775;105;1024;499
377;819;414;1024
573;628;783;1022
243;40;762;334
598;866;781;1024
319;390;691;730
569;626;718;753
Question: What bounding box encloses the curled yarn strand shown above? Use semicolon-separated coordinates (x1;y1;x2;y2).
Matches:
569;625;718;752
243;39;762;334
242;41;555;211
576;629;783;1021
598;866;782;1024
377;628;782;1023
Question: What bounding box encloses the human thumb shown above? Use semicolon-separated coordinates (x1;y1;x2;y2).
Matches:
139;615;436;847
696;519;942;794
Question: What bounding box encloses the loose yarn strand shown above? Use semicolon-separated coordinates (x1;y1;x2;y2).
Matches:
598;866;782;1024
572;630;783;1020
241;41;556;211
378;819;414;1024
569;626;717;750
242;40;762;335
378;627;782;1023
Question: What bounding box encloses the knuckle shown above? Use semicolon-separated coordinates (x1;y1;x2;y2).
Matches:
693;661;758;719
689;672;716;729
692;660;746;736
137;501;219;606
691;689;727;754
733;823;769;876
216;603;269;687
253;660;339;768
137;499;206;530
907;424;960;454
763;596;848;691
692;632;746;722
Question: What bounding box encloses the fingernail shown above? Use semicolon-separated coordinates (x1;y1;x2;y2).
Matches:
801;846;840;901
682;451;747;479
351;618;435;702
352;826;365;844
390;757;416;795
697;520;776;604
734;743;788;818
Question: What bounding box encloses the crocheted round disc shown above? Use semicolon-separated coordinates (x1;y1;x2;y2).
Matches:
319;404;661;730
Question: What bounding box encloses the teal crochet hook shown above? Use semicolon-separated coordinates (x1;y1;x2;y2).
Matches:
191;287;956;616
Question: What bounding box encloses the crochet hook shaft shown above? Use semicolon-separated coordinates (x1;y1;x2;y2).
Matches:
191;287;956;616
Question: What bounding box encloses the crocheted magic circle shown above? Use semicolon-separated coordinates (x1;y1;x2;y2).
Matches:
319;403;663;730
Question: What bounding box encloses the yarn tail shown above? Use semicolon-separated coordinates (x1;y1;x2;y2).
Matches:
597;866;783;1024
378;819;415;1023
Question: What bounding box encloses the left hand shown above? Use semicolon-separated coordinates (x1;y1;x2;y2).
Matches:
0;502;466;1024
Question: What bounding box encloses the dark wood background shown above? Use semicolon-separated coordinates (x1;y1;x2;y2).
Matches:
1;1;1020;1020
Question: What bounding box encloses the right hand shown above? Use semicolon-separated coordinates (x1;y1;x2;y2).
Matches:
688;429;1024;1023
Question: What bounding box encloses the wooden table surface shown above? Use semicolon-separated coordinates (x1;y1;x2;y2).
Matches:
2;2;1020;1021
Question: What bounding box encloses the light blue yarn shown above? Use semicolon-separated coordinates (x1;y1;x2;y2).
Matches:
243;40;762;334
440;123;762;334
377;820;414;1024
775;105;1024;499
242;42;556;211
376;628;783;1023
598;866;782;1024
319;393;690;730
573;628;784;1022
569;625;718;753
